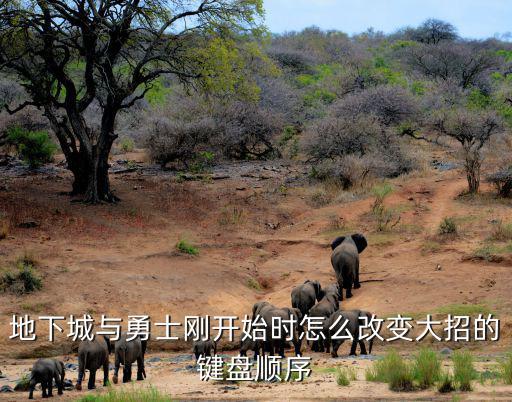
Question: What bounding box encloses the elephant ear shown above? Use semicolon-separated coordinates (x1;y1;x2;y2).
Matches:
331;236;346;250
312;281;323;301
351;233;368;253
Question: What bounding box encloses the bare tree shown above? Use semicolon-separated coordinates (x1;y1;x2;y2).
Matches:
0;0;263;202
411;19;458;44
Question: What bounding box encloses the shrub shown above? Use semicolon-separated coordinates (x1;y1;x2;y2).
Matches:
247;277;261;291
175;239;199;256
6;127;57;168
412;348;441;389
437;370;455;393
452;350;476;391
77;386;172;402
499;352;512;385
0;258;42;294
490;220;512;241
371;183;400;231
438;217;457;235
119;137;135;153
366;350;414;391
336;367;357;386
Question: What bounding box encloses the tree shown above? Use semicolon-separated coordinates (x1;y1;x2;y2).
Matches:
411;19;457;44
0;0;264;202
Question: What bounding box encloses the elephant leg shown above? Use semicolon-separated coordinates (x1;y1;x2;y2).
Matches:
279;340;285;358
324;336;331;354
112;354;120;384
42;381;48;398
28;378;36;399
345;279;353;299
76;358;85;390
54;372;63;395
294;336;302;357
349;338;358;356
88;369;97;390
318;337;325;353
103;361;109;386
358;340;368;355
136;355;145;381
354;263;361;289
47;378;53;397
331;341;341;358
123;363;132;383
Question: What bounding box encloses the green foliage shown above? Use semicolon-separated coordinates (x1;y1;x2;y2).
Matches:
499;352;512;384
247;277;261;291
438;217;457;235
175;239;199;256
437;370;455;393
411;81;426;95
371;183;399;231
6;127;57;168
412;348;441;389
336;367;357;386
119;137;135;153
189;151;216;174
452;350;476;391
366;350;414;391
77;386;173;402
1;257;42;295
144;78;172;106
467;89;492;109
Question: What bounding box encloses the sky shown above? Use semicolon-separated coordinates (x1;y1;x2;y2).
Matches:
264;0;512;40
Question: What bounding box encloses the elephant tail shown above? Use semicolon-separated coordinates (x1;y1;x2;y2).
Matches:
141;338;147;356
368;338;374;355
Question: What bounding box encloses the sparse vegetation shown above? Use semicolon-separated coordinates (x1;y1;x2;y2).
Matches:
499;352;512;385
175;239;199;256
6;127;57;168
412;348;441;389
336;367;357;386
119;137;135;153
247;277;261;291
437;370;455;393
452;350;476;391
438;217;457;235
77;387;173;402
218;206;246;226
490;220;512;241
371;183;400;231
366;350;414;391
0;256;42;295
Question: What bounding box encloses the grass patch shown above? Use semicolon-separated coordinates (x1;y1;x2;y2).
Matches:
366;350;414;391
437;370;455;393
473;242;512;261
499;352;512;384
0;257;42;295
421;240;441;255
489;220;512;241
119;137;135;153
336;367;357;386
247;277;261;291
452;350;476;391
175;239;199;256
218;206;246;226
438;217;457;235
412;348;441;389
435;303;492;316
77;386;172;402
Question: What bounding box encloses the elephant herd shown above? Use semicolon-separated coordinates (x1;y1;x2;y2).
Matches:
27;333;146;399
198;233;375;359
26;233;370;399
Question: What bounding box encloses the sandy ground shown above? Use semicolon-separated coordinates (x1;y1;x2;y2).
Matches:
1;150;512;400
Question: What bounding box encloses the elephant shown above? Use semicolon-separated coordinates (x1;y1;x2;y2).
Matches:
193;339;217;360
76;335;111;391
291;280;324;317
28;358;65;399
308;284;342;352
324;310;375;358
331;233;368;299
260;306;303;357
112;334;147;384
251;301;275;320
239;337;263;358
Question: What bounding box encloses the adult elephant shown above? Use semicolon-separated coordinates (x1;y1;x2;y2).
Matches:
308;284;341;352
76;335;112;391
331;234;368;299
260;306;303;357
112;334;147;384
291;280;324;317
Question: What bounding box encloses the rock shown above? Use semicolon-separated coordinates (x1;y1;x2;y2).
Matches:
220;385;238;391
147;356;162;363
436;264;442;271
64;363;78;371
0;385;14;393
440;347;453;355
18;221;39;229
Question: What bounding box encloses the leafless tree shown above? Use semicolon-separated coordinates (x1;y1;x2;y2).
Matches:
0;0;263;202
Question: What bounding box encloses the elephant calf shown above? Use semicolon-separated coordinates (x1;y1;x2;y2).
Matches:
260;306;303;357
28;358;65;399
308;283;341;352
239;337;263;358
291;280;324;317
193;339;217;361
76;335;112;391
324;310;375;358
331;233;368;299
112;334;147;384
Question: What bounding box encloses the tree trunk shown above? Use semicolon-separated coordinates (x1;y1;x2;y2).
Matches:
83;142;117;204
465;154;481;194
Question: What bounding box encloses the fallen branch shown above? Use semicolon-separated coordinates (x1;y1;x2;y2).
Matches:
359;279;385;283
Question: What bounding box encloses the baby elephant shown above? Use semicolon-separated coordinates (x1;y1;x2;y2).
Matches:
193;339;217;360
112;334;147;384
28;358;65;399
239;337;263;358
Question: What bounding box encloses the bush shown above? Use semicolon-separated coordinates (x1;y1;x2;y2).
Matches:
490;220;512;241
77;386;172;402
6;127;57;168
175;239;199;256
119;137;135;153
336;367;357;386
437;370;455;393
499;352;512;385
366;350;414;391
438;217;457;235
412;348;441;389
452;350;476;391
0;258;42;295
